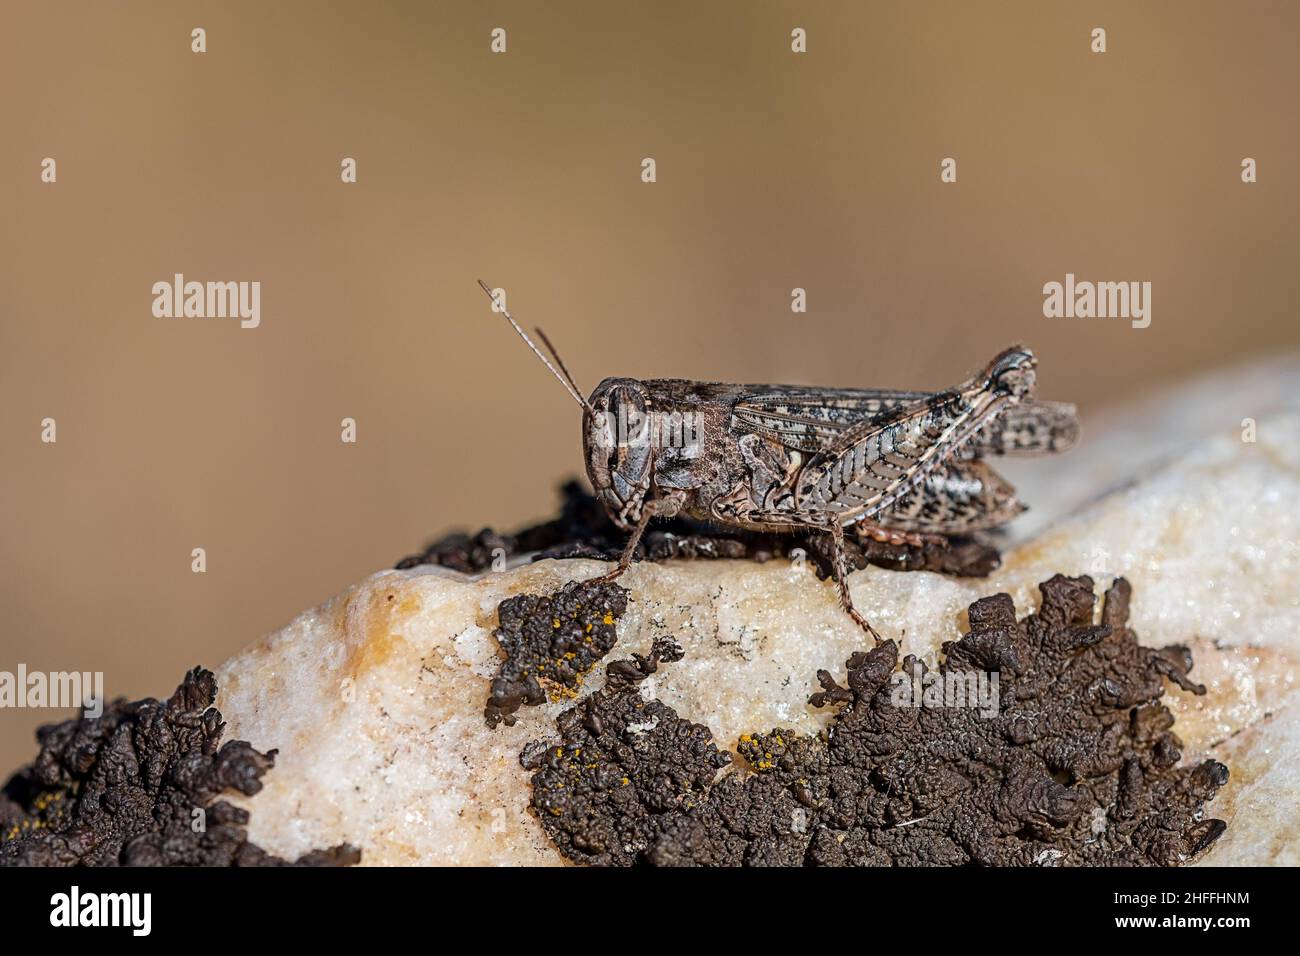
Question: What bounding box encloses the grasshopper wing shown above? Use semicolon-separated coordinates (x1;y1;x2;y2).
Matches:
792;387;1017;520
967;400;1079;456
734;389;1077;458
881;458;1024;533
731;388;929;454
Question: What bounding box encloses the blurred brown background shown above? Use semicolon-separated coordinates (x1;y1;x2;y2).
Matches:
2;0;1297;770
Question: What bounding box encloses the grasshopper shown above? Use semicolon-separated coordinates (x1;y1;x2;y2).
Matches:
479;281;1078;642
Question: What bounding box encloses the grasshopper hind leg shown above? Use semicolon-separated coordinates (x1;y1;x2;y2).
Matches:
827;521;886;645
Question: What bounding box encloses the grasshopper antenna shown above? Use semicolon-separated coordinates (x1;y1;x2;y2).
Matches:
532;326;586;410
477;280;595;416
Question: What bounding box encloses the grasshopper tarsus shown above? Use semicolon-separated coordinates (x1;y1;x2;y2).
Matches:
838;578;887;644
851;611;886;646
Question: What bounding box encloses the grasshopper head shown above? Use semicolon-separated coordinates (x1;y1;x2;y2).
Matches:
986;347;1037;400
584;377;654;529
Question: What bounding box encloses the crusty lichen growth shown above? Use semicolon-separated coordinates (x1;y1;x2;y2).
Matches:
485;580;629;728
521;575;1227;867
425;482;1003;730
0;667;359;867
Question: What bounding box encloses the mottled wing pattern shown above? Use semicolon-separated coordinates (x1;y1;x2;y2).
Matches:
794;389;988;517
730;389;928;453
880;458;1024;533
731;387;1077;532
732;390;1077;457
967;400;1079;455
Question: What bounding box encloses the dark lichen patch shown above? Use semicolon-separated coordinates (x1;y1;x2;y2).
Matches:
397;480;1000;579
0;667;360;867
522;575;1228;866
485;580;629;728
415;482;998;730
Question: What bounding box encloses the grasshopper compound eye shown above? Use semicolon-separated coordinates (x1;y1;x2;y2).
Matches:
580;379;649;530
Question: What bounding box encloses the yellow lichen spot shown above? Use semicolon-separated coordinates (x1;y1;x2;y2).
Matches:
552;618;561;629
602;613;614;625
621;777;630;786
549;682;581;701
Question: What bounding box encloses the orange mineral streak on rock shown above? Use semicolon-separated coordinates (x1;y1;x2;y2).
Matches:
343;581;424;677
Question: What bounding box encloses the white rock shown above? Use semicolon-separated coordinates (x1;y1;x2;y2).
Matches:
215;411;1300;866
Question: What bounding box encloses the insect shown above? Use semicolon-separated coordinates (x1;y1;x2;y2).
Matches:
479;281;1078;642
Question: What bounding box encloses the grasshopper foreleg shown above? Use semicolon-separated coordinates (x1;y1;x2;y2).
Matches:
589;494;684;585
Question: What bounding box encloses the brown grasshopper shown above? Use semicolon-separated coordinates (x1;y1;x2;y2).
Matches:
479;281;1078;642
